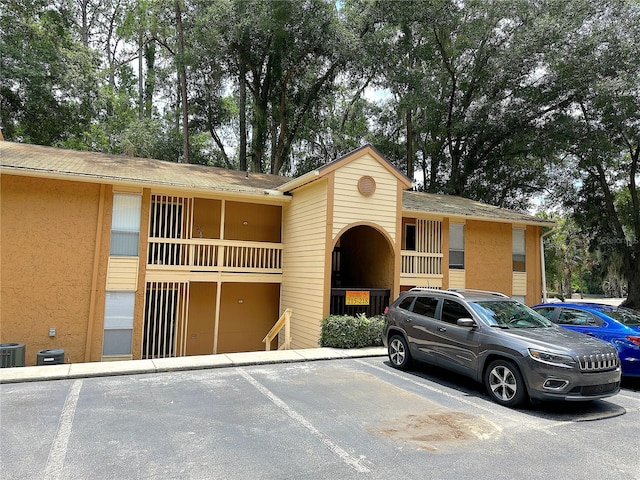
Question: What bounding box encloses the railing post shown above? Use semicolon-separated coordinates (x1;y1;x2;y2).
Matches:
284;309;291;349
217;243;225;270
189;243;195;267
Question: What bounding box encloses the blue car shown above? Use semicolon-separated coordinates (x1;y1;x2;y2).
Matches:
533;302;640;377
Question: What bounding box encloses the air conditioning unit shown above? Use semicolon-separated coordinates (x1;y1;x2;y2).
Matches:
0;343;26;368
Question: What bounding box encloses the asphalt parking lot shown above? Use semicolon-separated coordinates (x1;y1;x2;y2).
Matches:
2;356;639;480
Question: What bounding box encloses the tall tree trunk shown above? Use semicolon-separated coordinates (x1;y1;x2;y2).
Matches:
144;42;156;119
144;19;157;119
138;28;144;120
238;61;247;172
622;257;640;310
175;0;189;163
406;109;414;180
79;0;89;47
251;97;267;173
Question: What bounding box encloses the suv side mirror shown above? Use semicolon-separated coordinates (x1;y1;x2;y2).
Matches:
457;318;475;328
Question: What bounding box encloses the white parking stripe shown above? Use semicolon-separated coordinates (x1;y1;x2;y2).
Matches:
359;360;498;414
238;369;370;474
43;380;83;480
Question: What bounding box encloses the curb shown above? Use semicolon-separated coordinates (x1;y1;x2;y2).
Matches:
0;347;387;384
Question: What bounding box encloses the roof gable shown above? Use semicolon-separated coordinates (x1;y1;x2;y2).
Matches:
278;144;412;192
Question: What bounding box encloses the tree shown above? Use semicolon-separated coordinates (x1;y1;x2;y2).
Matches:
556;0;640;309
1;0;99;145
348;0;603;211
197;0;350;174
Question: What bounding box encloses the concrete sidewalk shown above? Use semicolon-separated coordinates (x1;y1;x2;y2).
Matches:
0;347;387;384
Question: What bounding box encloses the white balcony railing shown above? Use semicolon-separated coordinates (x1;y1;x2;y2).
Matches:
401;250;443;276
147;238;282;273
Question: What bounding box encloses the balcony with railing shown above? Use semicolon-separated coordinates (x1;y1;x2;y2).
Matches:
146;194;283;276
147;238;282;274
400;251;443;286
400;218;444;287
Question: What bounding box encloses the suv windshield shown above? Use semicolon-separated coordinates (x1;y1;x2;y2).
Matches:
469;300;554;328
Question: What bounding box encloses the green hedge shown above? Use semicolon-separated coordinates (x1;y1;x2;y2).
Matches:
319;314;385;348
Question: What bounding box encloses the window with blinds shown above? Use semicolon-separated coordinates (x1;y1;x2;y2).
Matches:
110;194;142;256
449;223;465;269
513;228;526;272
103;291;134;356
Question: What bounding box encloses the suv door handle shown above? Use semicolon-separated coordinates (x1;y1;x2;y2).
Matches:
438;327;447;332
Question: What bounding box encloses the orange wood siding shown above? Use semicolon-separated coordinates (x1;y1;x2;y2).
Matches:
224;201;282;242
186;282;217;355
217;283;280;353
193;198;222;239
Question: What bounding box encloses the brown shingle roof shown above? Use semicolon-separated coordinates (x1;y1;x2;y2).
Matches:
1;142;553;226
0;142;289;195
403;191;554;226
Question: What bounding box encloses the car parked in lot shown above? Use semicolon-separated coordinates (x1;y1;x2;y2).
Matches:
383;289;621;407
532;302;640;377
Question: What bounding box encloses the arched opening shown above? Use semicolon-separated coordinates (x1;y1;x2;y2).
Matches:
330;225;394;317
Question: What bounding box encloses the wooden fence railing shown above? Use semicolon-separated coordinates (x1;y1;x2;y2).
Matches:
263;309;292;351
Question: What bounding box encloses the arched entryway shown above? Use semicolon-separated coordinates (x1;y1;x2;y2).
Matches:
330;224;394;317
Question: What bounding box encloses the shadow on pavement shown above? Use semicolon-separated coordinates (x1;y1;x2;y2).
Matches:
383;360;627;421
621;376;640;391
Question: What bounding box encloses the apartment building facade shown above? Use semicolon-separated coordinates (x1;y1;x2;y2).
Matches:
1;142;553;365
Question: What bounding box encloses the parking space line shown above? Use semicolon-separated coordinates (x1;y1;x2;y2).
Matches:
357;360;498;415
238;369;370;474
357;360;574;433
43;379;83;480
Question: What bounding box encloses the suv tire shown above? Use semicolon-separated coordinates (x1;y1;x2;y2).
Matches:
484;359;527;407
388;334;411;370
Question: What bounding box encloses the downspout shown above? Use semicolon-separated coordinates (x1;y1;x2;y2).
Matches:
540;226;556;303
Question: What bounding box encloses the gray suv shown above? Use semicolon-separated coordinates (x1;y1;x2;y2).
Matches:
383;289;621;407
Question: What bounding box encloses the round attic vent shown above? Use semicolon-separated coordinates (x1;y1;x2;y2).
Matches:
357;176;376;196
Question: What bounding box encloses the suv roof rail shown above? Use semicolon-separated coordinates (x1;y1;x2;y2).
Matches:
409;287;465;298
447;288;509;298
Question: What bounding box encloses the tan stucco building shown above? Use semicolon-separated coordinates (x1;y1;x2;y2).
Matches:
1;142;554;365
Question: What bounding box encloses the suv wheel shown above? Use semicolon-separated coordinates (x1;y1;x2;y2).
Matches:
484;359;527;407
388;335;411;370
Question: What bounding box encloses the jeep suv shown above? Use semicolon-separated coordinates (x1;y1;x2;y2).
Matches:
383;289;621;407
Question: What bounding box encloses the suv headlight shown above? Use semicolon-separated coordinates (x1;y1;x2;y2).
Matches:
528;349;576;369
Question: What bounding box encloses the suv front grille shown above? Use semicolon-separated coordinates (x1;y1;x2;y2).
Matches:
578;352;618;372
569;382;620;396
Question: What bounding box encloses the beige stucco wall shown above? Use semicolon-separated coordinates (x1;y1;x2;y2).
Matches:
1;175;108;365
281;180;328;349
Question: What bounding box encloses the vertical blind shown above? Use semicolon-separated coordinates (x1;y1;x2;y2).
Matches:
110;194;142;256
103;291;134;355
449;223;465;269
512;228;526;272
